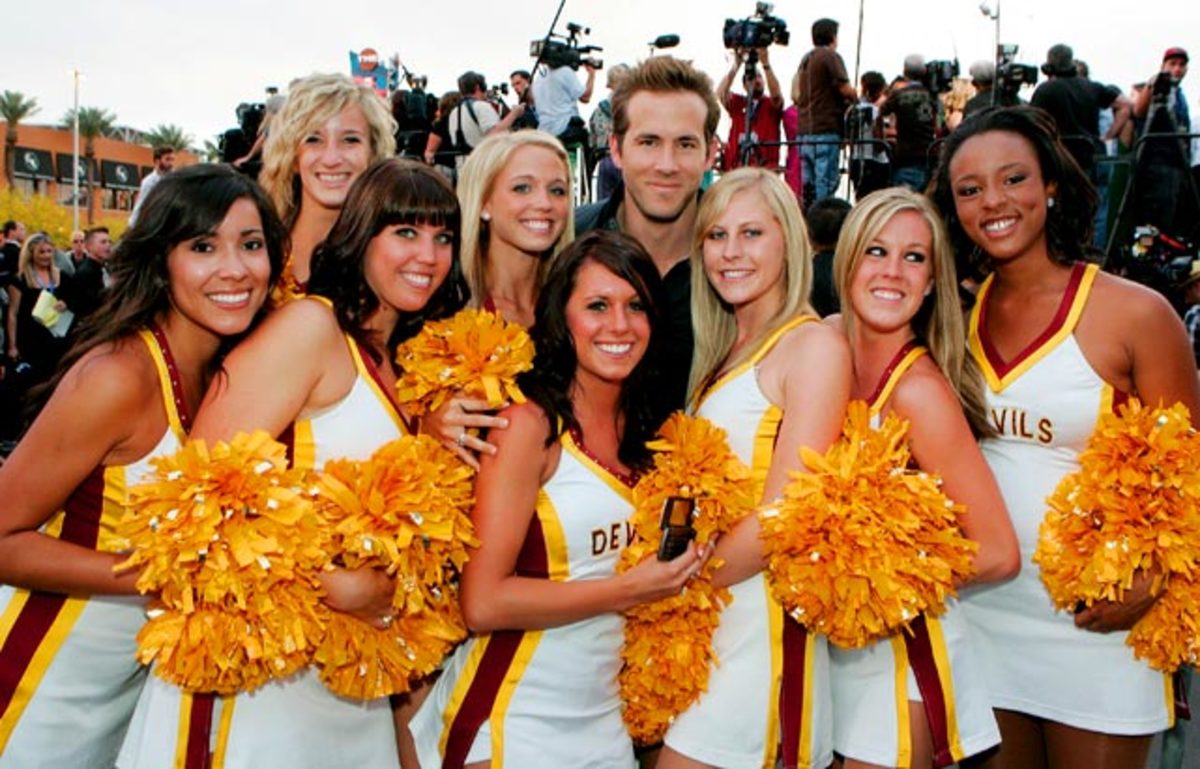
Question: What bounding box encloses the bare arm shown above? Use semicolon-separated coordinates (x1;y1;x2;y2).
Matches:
579;65;596;104
461;403;701;633
717;51;745;107
891;363;1020;585
1105;93;1133;142
423;132;442;165
0;349;151;594
6;285;19;359
191;298;395;627
760;48;784;109
712;322;852;588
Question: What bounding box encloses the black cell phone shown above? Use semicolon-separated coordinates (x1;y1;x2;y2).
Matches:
657;496;697;561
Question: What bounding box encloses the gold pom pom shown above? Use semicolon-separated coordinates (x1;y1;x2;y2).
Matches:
1035;400;1200;671
761;401;978;649
394;308;533;416
618;413;754;745
311;435;478;698
117;431;328;694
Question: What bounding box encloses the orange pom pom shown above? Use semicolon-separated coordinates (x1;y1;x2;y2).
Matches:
312;435;477;698
394;308;533;416
761;401;977;649
1035;399;1200;671
618;413;754;745
117;431;328;694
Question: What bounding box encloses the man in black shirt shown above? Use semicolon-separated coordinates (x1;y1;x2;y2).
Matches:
575;56;721;417
879;55;939;191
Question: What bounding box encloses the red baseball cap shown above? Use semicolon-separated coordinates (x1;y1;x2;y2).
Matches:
1163;47;1189;64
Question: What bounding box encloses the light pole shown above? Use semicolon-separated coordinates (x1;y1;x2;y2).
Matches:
70;68;81;233
980;1;1001;65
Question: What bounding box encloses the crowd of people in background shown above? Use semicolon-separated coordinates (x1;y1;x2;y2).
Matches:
0;12;1199;769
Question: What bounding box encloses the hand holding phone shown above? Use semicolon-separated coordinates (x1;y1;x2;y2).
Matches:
657;496;697;561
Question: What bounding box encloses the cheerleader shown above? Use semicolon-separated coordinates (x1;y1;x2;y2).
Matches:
0;164;283;768
408;230;704;768
659;168;851;769
117;159;468;769
425;130;574;468
828;187;1019;769
929;106;1200;768
258;72;396;298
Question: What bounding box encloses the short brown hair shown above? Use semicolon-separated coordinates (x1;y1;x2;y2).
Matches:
152;145;175;161
610;56;720;148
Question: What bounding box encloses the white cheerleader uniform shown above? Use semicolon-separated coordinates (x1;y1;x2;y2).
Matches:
961;261;1175;734
829;342;1000;768
0;328;187;769
409;429;637;769
665;315;834;769
119;299;407;769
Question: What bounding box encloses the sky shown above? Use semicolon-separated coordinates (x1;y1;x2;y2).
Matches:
3;0;1194;149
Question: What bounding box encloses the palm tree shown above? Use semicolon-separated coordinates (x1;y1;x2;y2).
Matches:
1;91;40;188
144;123;193;152
202;138;222;163
62;106;117;224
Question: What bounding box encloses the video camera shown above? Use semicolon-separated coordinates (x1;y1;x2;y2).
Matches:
723;2;789;80
922;59;960;94
995;44;1038;100
1118;225;1195;307
531;22;603;70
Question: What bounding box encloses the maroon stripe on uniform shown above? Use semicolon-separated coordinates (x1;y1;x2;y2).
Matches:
279;423;296;467
1111;389;1131;412
441;508;550;767
778;613;809;768
866;339;920;408
1174;671;1192;721
978;261;1086;378
441;630;526;769
903;615;955;768
184;693;215;769
0;465;106;720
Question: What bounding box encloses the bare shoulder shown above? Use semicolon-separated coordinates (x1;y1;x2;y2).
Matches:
60;337;159;416
1088;270;1180;331
776;316;850;360
493;401;553;452
254;296;343;345
889;355;961;421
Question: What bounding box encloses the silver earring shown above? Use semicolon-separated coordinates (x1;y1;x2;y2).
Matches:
1047;197;1055;208
481;211;491;222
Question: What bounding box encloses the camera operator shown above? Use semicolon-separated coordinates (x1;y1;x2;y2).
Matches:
424;71;526;171
1132;47;1194;239
531;58;595;147
1030;44;1130;248
878;54;941;191
716;46;784;170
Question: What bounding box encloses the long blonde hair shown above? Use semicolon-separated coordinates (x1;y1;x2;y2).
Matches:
18;233;59;288
259;73;396;228
688;168;814;403
457;131;575;308
833;188;991;436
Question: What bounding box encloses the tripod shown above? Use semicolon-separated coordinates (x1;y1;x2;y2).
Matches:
1106;80;1200;260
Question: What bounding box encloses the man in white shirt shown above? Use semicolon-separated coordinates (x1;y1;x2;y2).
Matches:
531;62;595;143
129;146;175;225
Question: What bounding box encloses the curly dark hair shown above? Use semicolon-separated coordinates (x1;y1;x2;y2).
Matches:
307;159;469;361
516;230;667;470
34;164;287;416
929;106;1099;278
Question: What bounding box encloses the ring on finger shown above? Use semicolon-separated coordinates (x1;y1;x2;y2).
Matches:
380;613;395;628
456;430;469;447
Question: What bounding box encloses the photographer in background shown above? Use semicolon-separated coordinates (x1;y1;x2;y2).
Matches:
1031;43;1131;248
878;54;940;191
1132;47;1195;240
716;46;783;170
532;58;595;147
509;69;539;130
425;71;526;172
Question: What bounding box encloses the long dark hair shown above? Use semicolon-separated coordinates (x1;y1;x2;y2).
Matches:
307;159;468;361
516;230;666;469
929;106;1099;278
35;164;286;414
